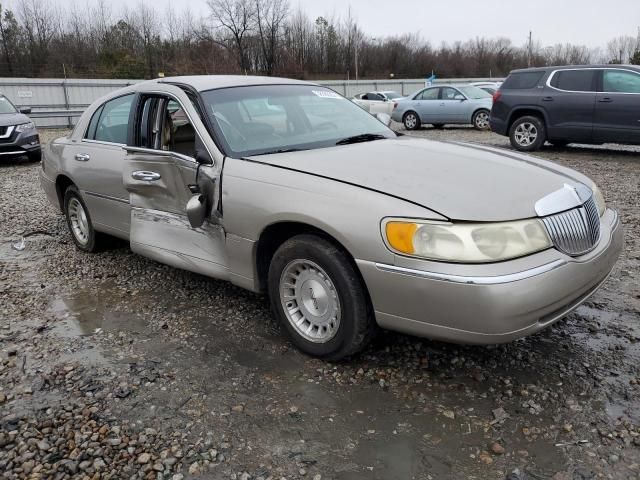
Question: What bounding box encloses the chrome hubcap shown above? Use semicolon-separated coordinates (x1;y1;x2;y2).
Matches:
405;114;417;129
475;112;489;129
68;197;89;245
514;122;538;146
279;259;341;343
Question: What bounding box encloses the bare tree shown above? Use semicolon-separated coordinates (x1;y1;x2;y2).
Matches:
207;0;256;73
255;0;288;75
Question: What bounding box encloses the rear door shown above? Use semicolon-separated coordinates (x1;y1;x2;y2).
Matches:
594;68;640;144
65;93;135;237
543;69;597;142
122;85;228;280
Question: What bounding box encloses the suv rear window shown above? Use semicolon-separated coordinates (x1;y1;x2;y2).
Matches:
550;70;596;92
501;71;545;89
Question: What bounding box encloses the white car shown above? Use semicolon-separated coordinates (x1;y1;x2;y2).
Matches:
352;91;404;115
470;82;502;95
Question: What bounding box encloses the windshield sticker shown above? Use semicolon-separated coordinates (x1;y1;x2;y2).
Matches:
312;90;343;99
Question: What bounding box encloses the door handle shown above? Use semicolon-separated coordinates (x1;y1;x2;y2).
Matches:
541;96;553;102
598;97;613;103
74;153;90;162
131;170;161;182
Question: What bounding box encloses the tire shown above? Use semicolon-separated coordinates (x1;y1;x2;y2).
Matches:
267;234;376;360
509;115;546;151
472;109;490;130
27;150;41;163
431;123;445;129
403;111;421;130
63;185;105;253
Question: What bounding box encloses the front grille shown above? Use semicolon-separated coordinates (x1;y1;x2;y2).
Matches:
0;126;7;136
542;197;600;256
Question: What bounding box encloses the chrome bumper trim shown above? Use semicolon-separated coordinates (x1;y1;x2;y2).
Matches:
374;259;567;285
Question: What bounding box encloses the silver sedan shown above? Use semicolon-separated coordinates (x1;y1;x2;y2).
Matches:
392;84;493;130
40;76;622;360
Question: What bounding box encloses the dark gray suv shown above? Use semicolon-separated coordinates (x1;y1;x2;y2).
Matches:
490;65;640;151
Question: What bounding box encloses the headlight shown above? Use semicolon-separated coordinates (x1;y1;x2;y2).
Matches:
15;122;35;133
384;219;552;263
591;181;606;217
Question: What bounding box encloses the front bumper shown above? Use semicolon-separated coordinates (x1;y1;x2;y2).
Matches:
357;209;623;344
0;126;40;158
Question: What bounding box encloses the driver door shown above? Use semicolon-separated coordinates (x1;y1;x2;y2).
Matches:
122;86;228;280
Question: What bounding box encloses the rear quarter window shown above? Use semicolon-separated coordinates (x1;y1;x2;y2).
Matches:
501;71;546;89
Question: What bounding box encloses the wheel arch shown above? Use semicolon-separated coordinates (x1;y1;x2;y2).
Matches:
507;107;548;133
55;174;76;211
254;221;365;295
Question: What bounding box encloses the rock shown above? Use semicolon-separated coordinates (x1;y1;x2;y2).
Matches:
0;393;6;404
188;462;201;475
492;407;509;422
442;410;455;419
93;457;106;469
489;441;505;455
609;454;619;464
313;476;322;480
479;452;493;464
153;462;165;471
37;440;50;451
79;460;93;471
138;452;152;464
231;405;244;413
172;475;184;480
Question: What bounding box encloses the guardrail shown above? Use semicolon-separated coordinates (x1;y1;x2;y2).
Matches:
0;77;502;128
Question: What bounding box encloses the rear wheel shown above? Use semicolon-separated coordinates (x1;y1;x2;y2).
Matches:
267;234;375;360
509;115;546;151
63;185;105;253
403;111;421;130
472;109;490;130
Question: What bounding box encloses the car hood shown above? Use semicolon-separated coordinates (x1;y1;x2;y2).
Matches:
0;112;31;127
247;137;592;221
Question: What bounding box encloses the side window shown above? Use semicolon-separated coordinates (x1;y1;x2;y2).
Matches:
441;87;463;100
139;97;198;158
501;71;545;89
603;70;640;93
94;94;134;144
369;93;383;101
417;88;439;100
85;105;103;140
550;70;596;92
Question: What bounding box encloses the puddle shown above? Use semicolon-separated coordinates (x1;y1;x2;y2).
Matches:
49;288;148;338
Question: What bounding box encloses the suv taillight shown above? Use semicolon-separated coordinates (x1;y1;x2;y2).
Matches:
492;91;502;103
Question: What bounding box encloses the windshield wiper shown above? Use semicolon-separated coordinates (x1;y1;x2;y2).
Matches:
251;147;307;156
335;133;387;146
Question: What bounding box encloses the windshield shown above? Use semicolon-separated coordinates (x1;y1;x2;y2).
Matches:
383;91;402;99
201;85;395;157
457;86;492;100
0;96;17;114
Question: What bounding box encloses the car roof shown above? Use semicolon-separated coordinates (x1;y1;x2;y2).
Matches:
510;64;640;74
140;75;317;92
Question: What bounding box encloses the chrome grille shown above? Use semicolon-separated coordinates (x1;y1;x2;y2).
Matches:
542;196;600;256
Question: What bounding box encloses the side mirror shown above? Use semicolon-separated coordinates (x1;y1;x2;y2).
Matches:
375;113;392;127
186;194;206;228
195;149;213;165
455;96;466;101
19;107;31;114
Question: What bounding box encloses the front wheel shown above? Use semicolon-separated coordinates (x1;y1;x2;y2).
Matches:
267;234;375;360
403;111;421;130
509;115;546;151
472;110;490;130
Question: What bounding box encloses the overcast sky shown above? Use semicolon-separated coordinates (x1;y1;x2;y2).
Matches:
13;0;640;48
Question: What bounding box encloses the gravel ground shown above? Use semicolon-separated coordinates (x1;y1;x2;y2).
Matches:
1;127;639;480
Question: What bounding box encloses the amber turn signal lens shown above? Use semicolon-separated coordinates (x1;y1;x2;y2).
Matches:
385;222;417;254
